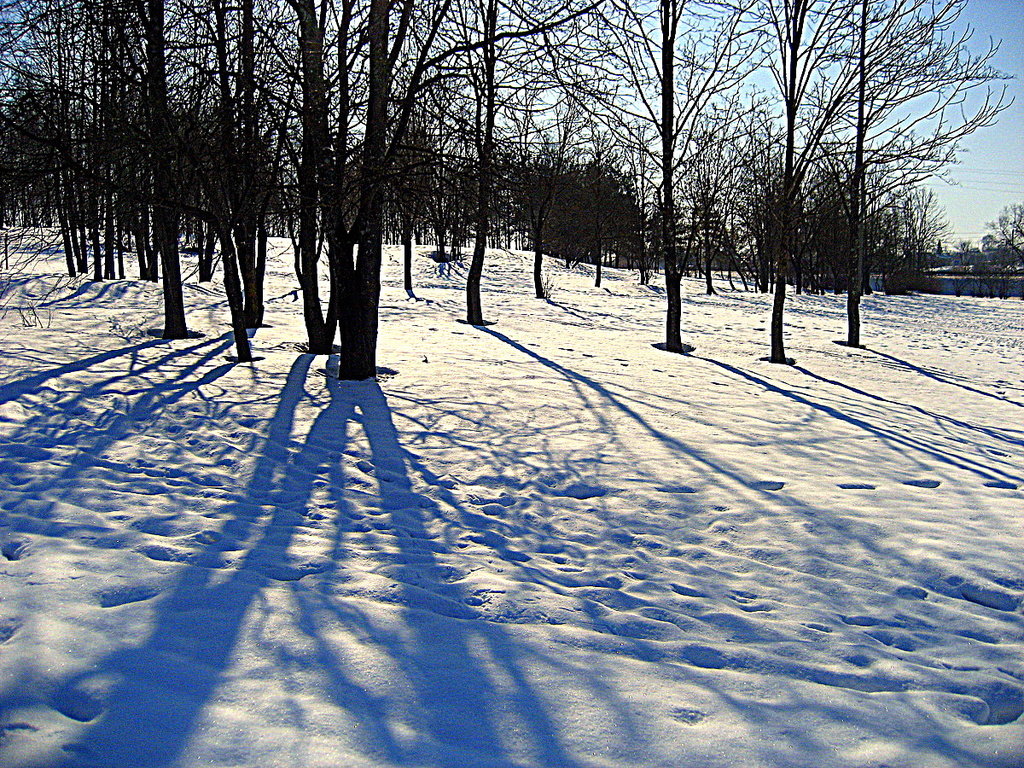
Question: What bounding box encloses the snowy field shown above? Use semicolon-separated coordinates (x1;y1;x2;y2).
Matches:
1;241;1022;768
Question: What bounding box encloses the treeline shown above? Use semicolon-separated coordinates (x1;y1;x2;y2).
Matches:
0;0;1005;375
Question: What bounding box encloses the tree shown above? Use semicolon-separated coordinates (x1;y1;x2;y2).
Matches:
989;203;1024;270
757;0;860;363
605;0;757;353
508;101;578;299
841;0;1007;346
460;0;598;325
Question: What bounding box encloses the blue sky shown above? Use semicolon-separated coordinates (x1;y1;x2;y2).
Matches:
925;0;1024;245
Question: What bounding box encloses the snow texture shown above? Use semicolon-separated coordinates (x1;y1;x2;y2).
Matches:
0;242;1022;768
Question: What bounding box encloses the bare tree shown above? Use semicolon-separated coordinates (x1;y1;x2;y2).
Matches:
842;0;1008;346
757;0;860;363
989;203;1024;269
604;0;758;353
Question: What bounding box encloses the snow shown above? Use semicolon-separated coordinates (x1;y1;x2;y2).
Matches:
0;242;1022;768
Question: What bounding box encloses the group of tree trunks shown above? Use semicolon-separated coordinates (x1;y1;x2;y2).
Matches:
0;0;1006;376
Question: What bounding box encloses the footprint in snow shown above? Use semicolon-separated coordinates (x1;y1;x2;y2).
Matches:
837;482;876;490
1;723;37;736
894;585;928;600
0;617;22;643
553;482;608;499
750;480;785;491
50;688;105;723
729;589;758;601
670;708;708;725
655;484;698;494
903;479;941;488
670;583;707;599
259;561;330;581
983;480;1018;490
865;628;919;652
958;583;1021;612
969;681;1024;725
469;494;515;509
839;614;885;627
803;622;832;633
130;516;181;537
97;584;162;608
1;539;30;561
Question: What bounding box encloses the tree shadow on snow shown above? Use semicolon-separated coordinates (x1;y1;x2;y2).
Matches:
867;348;1024;409
31;355;635;768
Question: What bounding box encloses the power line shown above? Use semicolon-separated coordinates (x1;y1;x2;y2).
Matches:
952;167;1024;177
954;167;1024;177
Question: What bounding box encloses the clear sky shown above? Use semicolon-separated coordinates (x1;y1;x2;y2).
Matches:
925;0;1024;246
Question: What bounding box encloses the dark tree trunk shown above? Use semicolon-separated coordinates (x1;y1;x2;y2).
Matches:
58;203;76;277
466;239;486;324
338;0;389;380
660;0;684;352
198;222;215;282
237;222;263;328
146;0;187;337
103;194;116;279
533;227;544;298
134;216;148;279
846;0;868;348
466;0;498;326
91;221;102;281
402;219;414;293
770;8;801;365
665;267;683;351
219;225;253;361
703;234;715;295
76;219;88;275
154;209;187;338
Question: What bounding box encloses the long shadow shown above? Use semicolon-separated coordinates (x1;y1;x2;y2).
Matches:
0;337;234;513
701;358;1022;487
868;348;1024;409
30;354;322;767
8;336;1015;765
281;379;628;765
474;327;1021;609
795;365;1024;452
29;358;615;767
338;382;595;766
0;338;174;406
477;327;770;498
35;281;134;309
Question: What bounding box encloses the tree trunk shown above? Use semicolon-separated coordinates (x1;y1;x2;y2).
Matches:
402;219;414;293
846;0;868;348
665;266;683;351
703;225;715;295
338;0;389;379
146;0;188;337
219;225;253;361
660;0;684;352
465;0;498;327
90;220;102;281
533;225;544;298
199;222;215;282
770;7;801;365
58;203;76;277
103;193;116;279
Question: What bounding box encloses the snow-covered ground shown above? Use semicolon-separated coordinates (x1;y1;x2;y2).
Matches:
1;242;1022;768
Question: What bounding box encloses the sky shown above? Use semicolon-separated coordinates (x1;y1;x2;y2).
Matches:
925;0;1024;246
